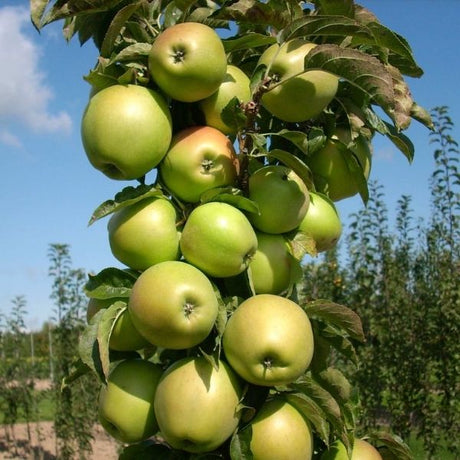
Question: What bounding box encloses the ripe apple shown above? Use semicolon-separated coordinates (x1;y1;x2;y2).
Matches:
107;196;181;270
222;294;314;386
180;202;258;278
308;129;372;201
98;358;163;443
81;84;172;180
159;126;239;203
148;22;227;102
86;297;150;351
246;398;313;460
257;39;338;122
321;438;382;460
248;165;310;234
296;191;342;253
198;65;252;135
249;232;300;295
128;261;219;350
154;356;243;453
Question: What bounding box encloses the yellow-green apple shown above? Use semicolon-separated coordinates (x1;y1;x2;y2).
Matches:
98;359;163;443
222;294;314;386
308;129;372;201
199;65;252;135
128;261;219;349
159;126;239;203
249;232;300;294
257;39;338;122
86;297;150;351
245;398;313;460
321;438;382;460
148;22;227;102
81;84;172;180
154;356;243;453
107;196;181;270
295;191;342;253
180;202;258;278
248;165;310;234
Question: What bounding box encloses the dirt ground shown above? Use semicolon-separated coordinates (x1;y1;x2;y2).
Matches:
0;421;120;460
1;380;120;459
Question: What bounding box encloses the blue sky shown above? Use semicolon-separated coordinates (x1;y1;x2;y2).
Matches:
1;1;458;330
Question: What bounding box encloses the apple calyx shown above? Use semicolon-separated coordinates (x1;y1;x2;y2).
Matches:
172;48;186;64
201;159;214;173
263;357;274;370
183;301;195;318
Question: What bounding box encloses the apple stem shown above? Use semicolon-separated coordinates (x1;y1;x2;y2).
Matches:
237;76;273;194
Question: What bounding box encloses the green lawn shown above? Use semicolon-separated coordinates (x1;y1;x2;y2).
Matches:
0;390;55;424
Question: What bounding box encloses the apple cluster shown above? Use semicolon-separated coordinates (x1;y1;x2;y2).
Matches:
80;21;375;458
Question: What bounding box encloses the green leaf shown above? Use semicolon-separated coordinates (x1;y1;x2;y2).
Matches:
284;392;330;444
314;367;352;405
373;432;413;460
304;300;365;342
303;44;396;123
286;230;318;259
222;33;276;53
351;21;423;78
78;308;105;382
230;426;254;460
220;96;248;134
279;15;363;44
85;267;138;299
61;357;91;390
119;440;175;459
383;122;414;163
266;149;315;191
200;187;260;214
97;301;127;380
314;0;354;17
270;129;309;156
100;1;142;57
288;375;346;438
30;0;50;31
320;325;359;365
40;0;125;28
109;42;152;64
88;183;164;225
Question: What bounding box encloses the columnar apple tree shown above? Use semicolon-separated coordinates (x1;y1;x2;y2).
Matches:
31;0;432;458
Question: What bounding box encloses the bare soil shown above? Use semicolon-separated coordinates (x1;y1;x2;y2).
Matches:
0;421;120;460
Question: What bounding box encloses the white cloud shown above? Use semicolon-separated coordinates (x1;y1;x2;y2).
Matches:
374;145;396;162
0;129;22;148
0;6;72;146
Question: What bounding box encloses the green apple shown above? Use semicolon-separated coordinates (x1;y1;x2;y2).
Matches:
257;39;338;122
296;191;342;253
128;261;219;349
81;84;172;180
180;202;258;278
148;22;227;102
248;165;310;234
199;65;252;135
107;196;181;270
249;232;300;295
222;294;314;386
86;297;150;351
98;358;163;443
352;439;383;460
246;398;313;460
154;356;243;453
159;126;239;203
321;438;382;460
308;129;372;202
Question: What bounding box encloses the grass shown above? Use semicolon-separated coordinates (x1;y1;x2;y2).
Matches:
0;390;55;425
408;432;457;460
